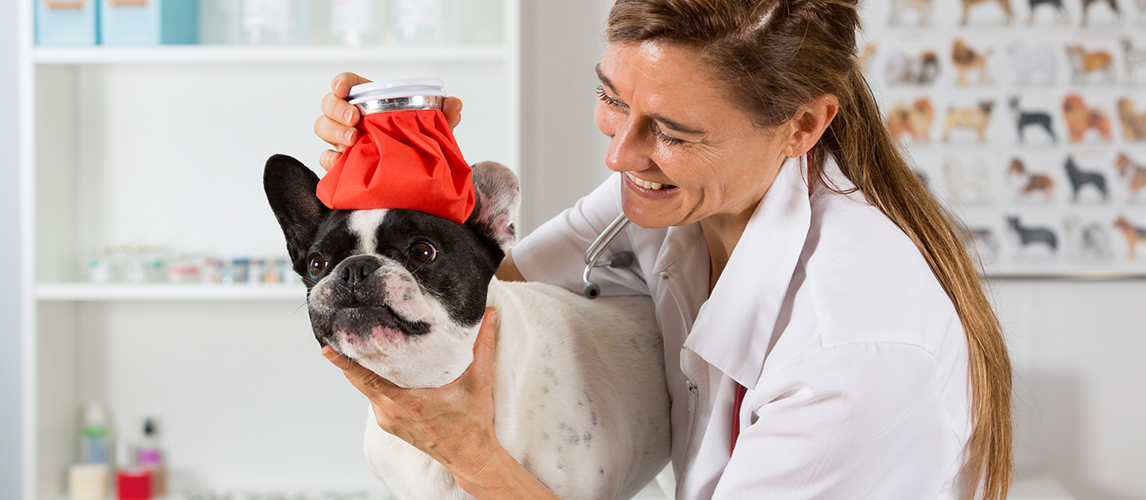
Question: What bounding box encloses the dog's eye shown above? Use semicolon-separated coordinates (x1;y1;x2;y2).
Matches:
308;255;327;276
408;242;437;264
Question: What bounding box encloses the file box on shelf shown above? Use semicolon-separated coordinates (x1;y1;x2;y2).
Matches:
99;0;198;45
36;0;99;45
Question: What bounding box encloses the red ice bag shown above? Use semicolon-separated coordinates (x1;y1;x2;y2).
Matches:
316;79;474;224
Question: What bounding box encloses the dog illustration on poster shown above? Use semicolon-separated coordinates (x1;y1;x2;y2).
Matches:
890;0;933;25
1009;158;1056;201
952;38;995;85
1117;97;1146;140
887;98;934;143
1026;0;1069;23
1114;216;1146;258
1063;216;1112;260
1064;156;1109;202
944;100;995;143
1122;38;1146;84
1065;45;1116;84
1116;152;1146;199
1062;94;1113;142
960;0;1014;24
1006;216;1058;254
1009;96;1056;143
886;50;941;85
1080;0;1122;25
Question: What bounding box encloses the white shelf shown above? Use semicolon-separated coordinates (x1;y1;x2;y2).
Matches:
33;43;509;65
36;282;307;302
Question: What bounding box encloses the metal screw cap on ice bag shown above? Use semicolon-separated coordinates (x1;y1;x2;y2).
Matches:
348;77;447;115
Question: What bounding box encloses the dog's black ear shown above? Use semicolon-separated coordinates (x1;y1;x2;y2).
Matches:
467;161;520;254
264;154;331;268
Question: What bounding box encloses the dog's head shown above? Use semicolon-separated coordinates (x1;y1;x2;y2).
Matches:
263;154;520;388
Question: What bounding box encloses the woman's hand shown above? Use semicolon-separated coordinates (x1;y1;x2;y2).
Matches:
315;72;464;171
321;307;507;490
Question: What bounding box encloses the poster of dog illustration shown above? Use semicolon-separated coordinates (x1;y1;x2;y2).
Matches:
861;0;1146;276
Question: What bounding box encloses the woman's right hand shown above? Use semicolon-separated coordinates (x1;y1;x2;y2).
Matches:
315;72;464;171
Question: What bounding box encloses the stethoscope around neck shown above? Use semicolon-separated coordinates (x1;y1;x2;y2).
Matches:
582;213;635;299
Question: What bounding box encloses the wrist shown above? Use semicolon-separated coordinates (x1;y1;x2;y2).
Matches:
452;444;558;500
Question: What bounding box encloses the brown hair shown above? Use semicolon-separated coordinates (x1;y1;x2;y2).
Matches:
606;0;1012;498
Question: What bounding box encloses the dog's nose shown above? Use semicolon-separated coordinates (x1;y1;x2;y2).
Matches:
337;255;383;286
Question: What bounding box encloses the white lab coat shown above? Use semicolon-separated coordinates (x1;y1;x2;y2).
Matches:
512;154;974;499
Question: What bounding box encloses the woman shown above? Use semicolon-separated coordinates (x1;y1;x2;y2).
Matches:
313;0;1013;498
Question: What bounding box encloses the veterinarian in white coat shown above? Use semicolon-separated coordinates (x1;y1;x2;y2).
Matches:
313;0;1014;498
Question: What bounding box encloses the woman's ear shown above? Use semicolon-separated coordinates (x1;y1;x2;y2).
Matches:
782;94;840;158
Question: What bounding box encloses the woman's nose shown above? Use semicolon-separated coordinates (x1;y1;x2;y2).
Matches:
603;117;651;173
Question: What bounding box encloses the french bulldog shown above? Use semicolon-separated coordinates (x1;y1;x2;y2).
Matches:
263;154;670;500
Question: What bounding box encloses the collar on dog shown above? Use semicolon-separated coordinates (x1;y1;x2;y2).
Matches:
317;78;475;224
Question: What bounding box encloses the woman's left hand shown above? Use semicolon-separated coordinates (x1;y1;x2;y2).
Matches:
321;307;502;482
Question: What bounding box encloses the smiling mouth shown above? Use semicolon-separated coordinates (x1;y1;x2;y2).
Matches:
625;172;677;191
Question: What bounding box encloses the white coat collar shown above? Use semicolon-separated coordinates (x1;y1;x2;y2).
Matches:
681;154;814;388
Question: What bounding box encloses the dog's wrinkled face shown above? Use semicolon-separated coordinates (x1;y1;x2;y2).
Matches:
264;155;520;388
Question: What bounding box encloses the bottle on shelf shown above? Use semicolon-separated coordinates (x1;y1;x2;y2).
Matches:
239;0;311;44
327;0;391;46
81;402;111;464
393;0;459;45
69;402;113;500
199;0;244;44
137;418;166;498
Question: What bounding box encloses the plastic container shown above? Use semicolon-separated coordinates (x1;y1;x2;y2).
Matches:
68;463;111;500
240;0;310;44
137;418;166;497
81;402;110;464
330;0;389;45
199;0;243;44
393;0;459;45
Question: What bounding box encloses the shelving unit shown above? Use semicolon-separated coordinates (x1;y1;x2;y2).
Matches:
33;44;510;65
36;283;308;302
17;2;521;499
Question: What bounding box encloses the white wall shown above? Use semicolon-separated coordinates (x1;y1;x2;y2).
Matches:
518;0;614;233
517;1;1146;498
999;280;1146;499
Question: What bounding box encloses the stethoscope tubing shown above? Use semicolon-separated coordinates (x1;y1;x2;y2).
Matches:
582;213;633;299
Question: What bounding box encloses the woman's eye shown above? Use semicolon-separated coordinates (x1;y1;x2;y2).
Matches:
308;255;326;276
408;242;438;264
596;84;625;110
652;125;685;146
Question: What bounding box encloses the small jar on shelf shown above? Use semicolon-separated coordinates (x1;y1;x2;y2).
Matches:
393;0;459;45
313;0;393;46
238;0;312;44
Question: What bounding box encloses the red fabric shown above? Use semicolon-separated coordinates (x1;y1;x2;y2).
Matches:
317;109;474;224
730;382;748;454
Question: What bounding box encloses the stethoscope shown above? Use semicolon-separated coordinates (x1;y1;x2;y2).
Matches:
582;213;635;299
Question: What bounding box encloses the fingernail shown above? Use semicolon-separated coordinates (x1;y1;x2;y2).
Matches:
321;347;334;359
343;108;355;125
344;129;355;144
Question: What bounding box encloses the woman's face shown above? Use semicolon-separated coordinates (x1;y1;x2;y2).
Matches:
594;41;792;230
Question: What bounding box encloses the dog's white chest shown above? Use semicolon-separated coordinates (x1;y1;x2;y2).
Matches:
363;280;670;500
